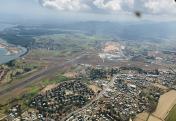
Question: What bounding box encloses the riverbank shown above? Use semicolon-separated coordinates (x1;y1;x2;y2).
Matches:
0;43;21;56
0;41;27;64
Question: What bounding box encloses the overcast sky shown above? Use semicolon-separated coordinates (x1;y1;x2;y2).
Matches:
0;0;176;23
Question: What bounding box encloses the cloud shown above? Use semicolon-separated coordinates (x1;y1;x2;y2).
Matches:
39;0;90;11
144;0;176;14
39;0;176;15
93;0;122;11
39;0;134;12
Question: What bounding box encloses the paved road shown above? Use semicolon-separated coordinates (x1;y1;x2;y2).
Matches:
0;54;85;97
61;74;119;121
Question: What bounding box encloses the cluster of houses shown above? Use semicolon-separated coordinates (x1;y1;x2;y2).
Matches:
158;70;176;89
8;104;22;121
6;65;176;121
65;68;170;121
161;50;176;64
28;80;95;121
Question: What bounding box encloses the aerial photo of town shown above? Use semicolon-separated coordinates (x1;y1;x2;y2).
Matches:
0;0;176;121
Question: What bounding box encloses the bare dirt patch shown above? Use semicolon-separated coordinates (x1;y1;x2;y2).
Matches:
88;85;102;93
64;72;78;78
103;42;121;53
41;84;58;94
152;83;168;90
147;115;162;121
134;112;150;121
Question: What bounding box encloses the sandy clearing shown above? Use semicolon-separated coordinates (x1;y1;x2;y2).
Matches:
147;115;162;121
152;83;168;90
103;42;121;53
41;84;58;94
134;112;150;121
64;72;78;78
88;85;102;93
152;90;176;120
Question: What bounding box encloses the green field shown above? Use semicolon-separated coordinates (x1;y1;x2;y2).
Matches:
42;74;69;85
166;105;176;121
32;33;112;56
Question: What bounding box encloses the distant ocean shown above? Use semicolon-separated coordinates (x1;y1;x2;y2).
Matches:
0;23;27;64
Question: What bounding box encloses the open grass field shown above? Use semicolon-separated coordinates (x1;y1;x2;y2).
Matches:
165;105;176;121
